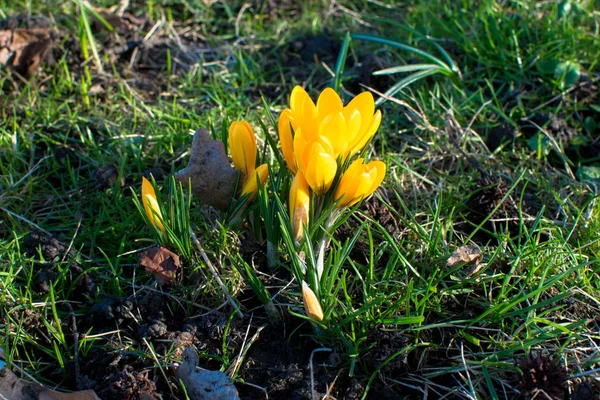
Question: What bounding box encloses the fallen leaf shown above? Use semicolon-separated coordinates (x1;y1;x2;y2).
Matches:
39;389;101;400
140;246;181;284
175;128;238;210
91;4;149;34
0;361;100;400
176;347;240;400
447;245;483;268
0;27;56;77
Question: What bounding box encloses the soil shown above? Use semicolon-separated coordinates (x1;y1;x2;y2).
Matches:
21;230;96;297
463;175;540;245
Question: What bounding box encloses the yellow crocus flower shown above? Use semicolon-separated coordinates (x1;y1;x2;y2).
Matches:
229;121;257;176
301;281;323;322
334;158;386;208
278;86;382;181
141;177;166;234
241;164;269;201
289;171;310;243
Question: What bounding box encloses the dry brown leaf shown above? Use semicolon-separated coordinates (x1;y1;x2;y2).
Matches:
0;361;100;400
39;389;101;400
447;245;485;277
140;246;181;284
176;347;240;400
0;27;55;77
447;245;483;268
175;128;238;210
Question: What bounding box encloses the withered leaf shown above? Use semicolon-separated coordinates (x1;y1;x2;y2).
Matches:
447;245;483;268
0;362;100;400
0;27;56;77
175;128;238;210
140;246;181;284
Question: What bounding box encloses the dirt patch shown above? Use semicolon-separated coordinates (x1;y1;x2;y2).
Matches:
96;366;158;400
345;55;396;95
21;230;95;297
511;353;568;400
463;175;539;243
334;194;402;266
238;316;362;399
486;121;517;151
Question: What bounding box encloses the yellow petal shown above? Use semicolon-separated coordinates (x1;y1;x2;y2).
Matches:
141;177;166;234
289;171;310;243
350;109;382;155
345;91;375;135
290;86;319;142
318;112;348;157
241;164;269;201
334;159;385;208
278;109;297;173
293;127;311;173
365;160;386;196
229;121;257;175
334;158;363;207
302;281;323;322
343;108;362;147
290;85;313;111
303;142;337;195
316;87;343;118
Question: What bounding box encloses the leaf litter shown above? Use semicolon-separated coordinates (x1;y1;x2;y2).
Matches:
139;246;182;285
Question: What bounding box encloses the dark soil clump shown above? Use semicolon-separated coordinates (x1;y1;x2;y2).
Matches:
512;353;568;400
96;366;159;400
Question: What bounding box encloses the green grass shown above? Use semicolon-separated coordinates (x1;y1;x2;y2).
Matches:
1;0;600;398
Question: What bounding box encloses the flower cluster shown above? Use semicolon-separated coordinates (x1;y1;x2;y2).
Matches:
279;86;387;322
280;86;386;243
137;86;386;326
228;121;269;201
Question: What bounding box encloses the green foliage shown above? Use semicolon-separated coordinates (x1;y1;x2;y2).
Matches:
1;0;599;398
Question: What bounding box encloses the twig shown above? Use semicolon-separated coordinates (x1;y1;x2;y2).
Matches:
66;303;81;389
190;227;243;318
309;347;332;400
0;207;52;236
459;341;476;400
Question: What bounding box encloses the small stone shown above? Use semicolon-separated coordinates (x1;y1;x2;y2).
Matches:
174;128;238;210
177;347;240;400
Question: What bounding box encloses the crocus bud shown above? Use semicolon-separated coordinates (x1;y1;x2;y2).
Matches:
301;281;323;322
229;120;257;176
303;142;337;195
289;171;310;244
334;158;386;208
141;177;166;234
241;164;269;201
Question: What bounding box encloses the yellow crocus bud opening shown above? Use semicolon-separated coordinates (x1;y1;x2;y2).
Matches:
141;177;166;234
301;281;323;322
241;164;269;201
334;159;386;208
289;171;310;244
229;120;257;176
